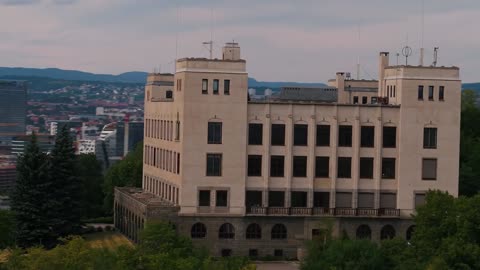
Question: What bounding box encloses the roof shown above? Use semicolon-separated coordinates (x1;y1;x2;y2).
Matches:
177;57;246;63
116;187;175;207
267;87;338;103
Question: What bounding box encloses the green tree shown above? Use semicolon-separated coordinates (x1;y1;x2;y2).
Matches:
10;134;53;248
0;210;14;248
48;126;83;238
103;142;143;215
76;154;104;218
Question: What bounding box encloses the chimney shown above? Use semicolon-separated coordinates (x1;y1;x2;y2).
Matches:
222;42;241;60
378;52;389;96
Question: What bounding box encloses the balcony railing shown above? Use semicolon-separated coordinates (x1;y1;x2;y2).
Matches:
247;207;400;217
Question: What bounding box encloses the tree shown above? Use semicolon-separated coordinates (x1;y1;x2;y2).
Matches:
103;142;143;215
48;126;83;238
0;210;14;248
76;154;104;218
10;133;54;248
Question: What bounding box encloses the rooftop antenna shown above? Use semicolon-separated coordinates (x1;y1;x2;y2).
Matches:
396;53;400;66
175;3;181;72
402;34;412;65
432;47;439;67
419;0;425;66
202;6;214;59
356;24;361;80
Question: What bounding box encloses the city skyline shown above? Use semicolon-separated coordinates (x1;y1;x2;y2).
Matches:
0;0;478;82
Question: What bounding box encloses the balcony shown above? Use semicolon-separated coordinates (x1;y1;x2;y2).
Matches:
246;207;400;217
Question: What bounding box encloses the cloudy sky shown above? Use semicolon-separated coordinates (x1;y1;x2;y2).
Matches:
0;0;478;82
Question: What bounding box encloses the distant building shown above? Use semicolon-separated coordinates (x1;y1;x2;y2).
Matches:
0;80;27;134
77;139;96;154
116;121;144;156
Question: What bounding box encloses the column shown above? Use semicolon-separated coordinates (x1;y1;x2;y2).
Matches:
330;107;339;208
285;104;294;207
352;108;361;209
263;104;271;207
374;108;383;208
307;105;316;207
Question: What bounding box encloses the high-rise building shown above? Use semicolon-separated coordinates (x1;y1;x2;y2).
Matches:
0;80;27;135
115;44;461;258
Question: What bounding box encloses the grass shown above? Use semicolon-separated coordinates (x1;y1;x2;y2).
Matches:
0;249;9;263
83;231;133;249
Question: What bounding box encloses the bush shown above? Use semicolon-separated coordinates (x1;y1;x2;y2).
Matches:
96;227;104;232
83;216;113;224
105;225;112;231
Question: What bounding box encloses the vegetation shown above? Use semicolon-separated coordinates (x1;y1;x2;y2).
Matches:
83;231;133;249
76;154;105;219
0;211;14;249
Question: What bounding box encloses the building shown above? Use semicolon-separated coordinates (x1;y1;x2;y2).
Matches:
115;43;461;258
116;121;144;156
0;80;27;135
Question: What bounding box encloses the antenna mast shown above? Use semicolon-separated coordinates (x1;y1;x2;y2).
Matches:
432;47;439;67
356;24;361;80
202;7;214;59
419;0;425;66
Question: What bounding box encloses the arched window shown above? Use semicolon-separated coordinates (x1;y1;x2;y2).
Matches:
191;223;206;239
246;223;262;239
406;225;415;241
381;225;396;240
219;223;235;239
356;224;372;239
271;224;287;239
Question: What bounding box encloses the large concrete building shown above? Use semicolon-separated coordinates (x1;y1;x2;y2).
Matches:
115;43;461;258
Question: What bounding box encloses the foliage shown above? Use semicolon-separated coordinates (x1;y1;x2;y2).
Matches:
103;142;143;215
82;216;113;224
76;154;105;218
0;210;14;249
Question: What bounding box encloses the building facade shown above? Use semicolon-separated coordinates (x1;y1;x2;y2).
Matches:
115;44;461;258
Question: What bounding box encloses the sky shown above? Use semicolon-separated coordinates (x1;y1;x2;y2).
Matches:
0;0;478;83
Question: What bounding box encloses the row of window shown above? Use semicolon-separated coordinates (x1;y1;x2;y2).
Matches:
144;175;179;205
418;85;445;101
191;222;287;240
353;96;371;104
198;189;228;207
145;119;180;141
144;145;181;175
202;79;230;95
386;85;396;98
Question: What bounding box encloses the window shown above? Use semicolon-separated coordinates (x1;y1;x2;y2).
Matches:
191;223;207;238
359;157;374;179
380;193;397;209
315;156;329;178
362;96;368;104
439;86;444;101
248;123;263;145
224;79;230;95
246;223;261;239
166;90;173;99
353;96;359;104
383;127;396;148
206;154;222;176
245;191;262;207
202;79;208;94
313;192;330;208
335;192;352;208
176;79;182;91
422;158;437;180
248;155;262;176
316;125;330;146
294;124;308;146
415;193;426;208
249;249;258;258
337;157;352;178
175;120;180;141
274;249;284;257
356;225;372;239
208;122;222;144
218;223;235;239
271;124;285;146
216;190;228;207
423;128;437;149
338;125;352;147
271;224;287;239
270;156;284;177
361;126;375;147
406;225;415;241
380;225;396;240
428;86;434;100
418;85;424;100
382;158;395;179
357;192;374;208
221;249;232;257
293;156;307;177
213;79;219;94
291;191;307;207
198;190;210;206
268;191;284;207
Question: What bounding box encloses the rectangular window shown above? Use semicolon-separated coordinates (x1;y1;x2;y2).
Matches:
383;126;396;148
380;193;397;209
206;154;222;176
362;96;368;104
291;191;308;207
270;156;285;177
293;156;307;177
248;155;262;176
198;190;210;206
224;80;230;95
274;249;283;257
382;158;395;179
216;190;228;207
207;122;222;144
415;193;426;208
353;96;359;104
357;192;374;209
337;157;352;178
439;86;444;101
213;79;219;94
202;79;208;94
335;192;352;208
338;125;352;147
428;86;434;100
316;125;330;146
268;191;285;207
360;126;375;147
271;124;285;146
245;191;262;207
315;156;329;178
313;192;330;208
249;249;258;258
422;158;437;180
293;124;308;146
418;85;424;100
248;123;263;145
359;157;374;179
423;128;437;149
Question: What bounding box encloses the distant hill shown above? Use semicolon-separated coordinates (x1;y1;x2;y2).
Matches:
463;83;480;92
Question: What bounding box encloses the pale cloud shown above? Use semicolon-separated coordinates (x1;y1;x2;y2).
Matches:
0;0;478;82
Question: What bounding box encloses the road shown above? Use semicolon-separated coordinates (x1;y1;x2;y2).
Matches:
255;262;300;270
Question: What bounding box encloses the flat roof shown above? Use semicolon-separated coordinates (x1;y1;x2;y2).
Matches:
116;187;175;207
177;57;246;63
